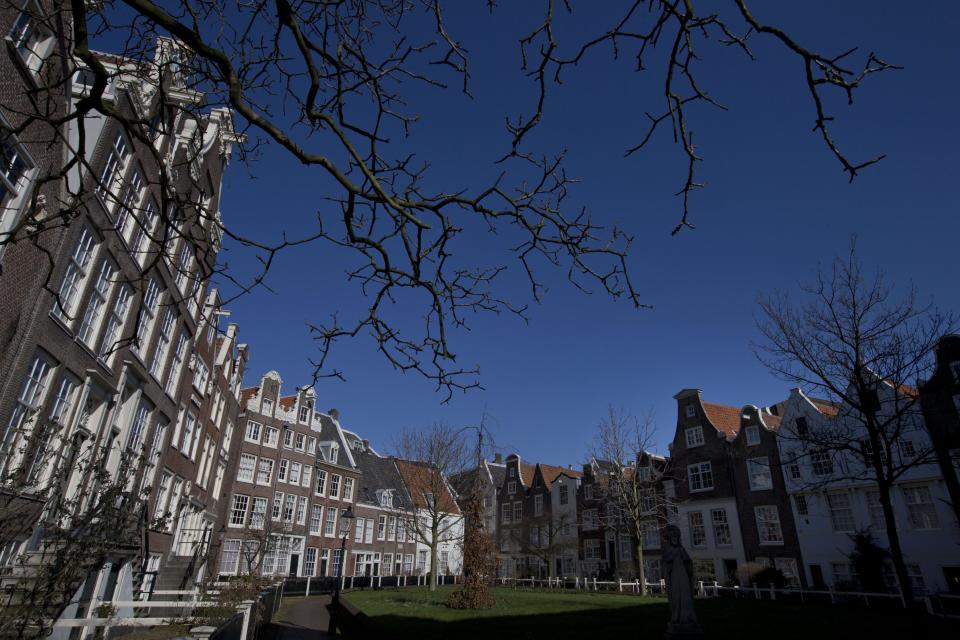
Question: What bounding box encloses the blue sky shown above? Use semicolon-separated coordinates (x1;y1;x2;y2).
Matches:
213;1;960;466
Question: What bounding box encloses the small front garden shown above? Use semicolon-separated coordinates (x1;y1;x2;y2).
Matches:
344;586;958;639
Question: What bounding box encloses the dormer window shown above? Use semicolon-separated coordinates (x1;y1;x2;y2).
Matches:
378;489;393;507
298;405;309;423
685;426;704;448
261;398;273;415
745;426;760;446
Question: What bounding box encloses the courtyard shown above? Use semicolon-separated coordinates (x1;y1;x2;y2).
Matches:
342;586;959;639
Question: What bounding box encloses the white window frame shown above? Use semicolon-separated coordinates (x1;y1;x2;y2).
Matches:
687;461;713;492
685;425;705;448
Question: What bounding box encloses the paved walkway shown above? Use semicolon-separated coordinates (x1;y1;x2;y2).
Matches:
265;595;335;640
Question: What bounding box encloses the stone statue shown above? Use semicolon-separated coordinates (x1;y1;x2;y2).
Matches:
662;525;703;639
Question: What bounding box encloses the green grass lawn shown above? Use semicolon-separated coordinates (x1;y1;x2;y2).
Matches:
344;586;957;639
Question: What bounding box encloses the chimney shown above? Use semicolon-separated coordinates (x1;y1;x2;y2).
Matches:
493;453;502;464
328;408;339;420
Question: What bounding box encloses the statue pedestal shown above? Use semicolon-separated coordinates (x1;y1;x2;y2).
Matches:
665;622;704;640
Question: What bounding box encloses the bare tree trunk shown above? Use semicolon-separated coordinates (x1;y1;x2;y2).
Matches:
429;527;439;592
877;479;914;603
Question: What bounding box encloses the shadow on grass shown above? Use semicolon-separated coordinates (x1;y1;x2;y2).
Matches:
351;593;960;640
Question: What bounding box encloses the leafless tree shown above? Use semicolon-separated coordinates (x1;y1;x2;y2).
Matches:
393;422;468;591
507;510;575;580
2;1;899;398
591;405;672;593
755;241;955;603
0;410;154;639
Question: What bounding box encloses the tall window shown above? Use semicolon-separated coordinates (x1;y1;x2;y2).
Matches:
130;199;159;265
27;373;78;484
230;494;249;527
354;518;364;543
220;540;240;575
165;330;188;395
534;494;543;516
116;168;145;238
272;492;283;520
256;459;274;485
174;241;194;293
310;505;323;534
1;115;34;219
132;277;162;356
53;227;97;323
77;257;117;346
149;309;176;379
330;474;341;498
793;494;808;516
315;469;326;495
711;509;731;546
289;461;301;485
237;453;256;483
687;462;713;492
99;284;132;363
754;506;783;544
278;459;289;482
324;508;337;536
559;484;569;505
377;515;387;540
126;397;152;451
304;548;317;577
827;493;855;532
903;486;939;529
688;511;706;547
250;497;268;529
192;358;209;394
3;351;54;460
245;421;261;443
747;457;773;491
283;495;296;523
179;411;198;458
96;133;130;205
343;477;354;501
263;426;280;447
296;496;307;525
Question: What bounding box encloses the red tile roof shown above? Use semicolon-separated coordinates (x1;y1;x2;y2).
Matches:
279;395;297;410
539;463;583;486
702;402;741;438
519;463;536;488
393;459;461;515
810;398;839;416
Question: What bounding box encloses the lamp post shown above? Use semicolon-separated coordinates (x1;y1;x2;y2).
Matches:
328;506;355;635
